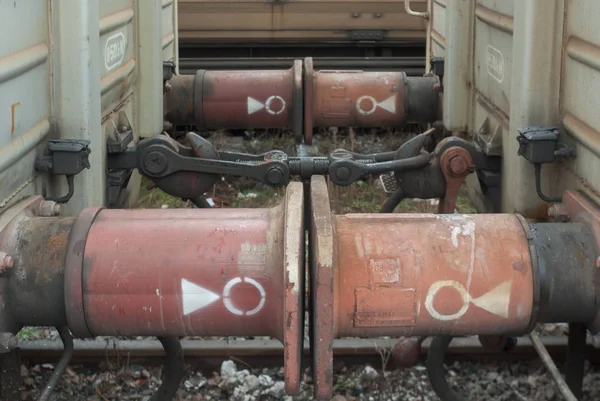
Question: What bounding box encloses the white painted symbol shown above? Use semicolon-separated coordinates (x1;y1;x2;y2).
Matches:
181;279;221;316
356;95;396;116
223;277;266;316
356;96;378;115
247;97;265;115
265;96;286;115
104;32;127;71
247;96;286;115
486;45;505;83
425;280;512;321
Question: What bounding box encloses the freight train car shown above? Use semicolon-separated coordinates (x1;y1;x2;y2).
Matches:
177;0;429;73
1;1;600;401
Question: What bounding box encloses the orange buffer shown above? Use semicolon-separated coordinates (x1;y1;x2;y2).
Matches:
308;175;600;399
1;180;599;400
65;184;305;394
163;57;441;144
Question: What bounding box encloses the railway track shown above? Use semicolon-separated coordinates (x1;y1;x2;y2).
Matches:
12;335;600;401
17;336;600;369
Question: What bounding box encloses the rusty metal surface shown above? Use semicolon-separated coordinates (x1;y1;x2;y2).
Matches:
163;59;440;144
438;146;474;214
0;196;45;333
304;57;314;145
64;207;104;338
530;222;598;325
163;74;196;126
309;176;335;400
292;60;303;139
202;69;295;129
7;217;74;328
282;182;304;395
82;207;284;337
561;191;600;334
332;213;534;337
311;69;408;128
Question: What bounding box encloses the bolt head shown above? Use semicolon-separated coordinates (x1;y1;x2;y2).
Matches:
39;200;61;217
449;156;469;175
266;168;284;185
336;166;352;182
547;204;570;222
144;151;168;175
596;256;600;268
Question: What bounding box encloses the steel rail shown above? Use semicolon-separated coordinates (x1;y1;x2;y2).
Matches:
17;336;600;367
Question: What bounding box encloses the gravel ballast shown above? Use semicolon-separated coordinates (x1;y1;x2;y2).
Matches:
17;357;600;401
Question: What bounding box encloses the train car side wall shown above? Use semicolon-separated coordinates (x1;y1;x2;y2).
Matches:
0;0;178;218
178;0;428;50
430;0;600;217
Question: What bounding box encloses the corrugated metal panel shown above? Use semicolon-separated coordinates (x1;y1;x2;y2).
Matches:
473;1;513;116
429;0;600;215
162;0;177;61
429;0;446;55
178;0;428;42
0;1;51;209
0;0;178;215
561;1;600;191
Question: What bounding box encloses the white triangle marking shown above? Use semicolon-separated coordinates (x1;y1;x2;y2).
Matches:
247;97;265;115
471;280;512;319
377;95;396;114
181;278;220;315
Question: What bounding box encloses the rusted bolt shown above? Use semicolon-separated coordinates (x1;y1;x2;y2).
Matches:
0;252;14;272
449;155;469;176
38;200;61;217
547;203;570;222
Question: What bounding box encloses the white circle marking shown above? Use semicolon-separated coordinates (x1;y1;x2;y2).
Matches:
222;277;267;316
265;95;286;115
424;280;470;321
356;95;378;115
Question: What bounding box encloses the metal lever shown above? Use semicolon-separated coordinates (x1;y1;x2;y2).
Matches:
107;132;438;200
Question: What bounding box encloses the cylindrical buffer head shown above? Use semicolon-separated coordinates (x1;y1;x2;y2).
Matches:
63;183;305;395
164;68;299;130
332;213;536;337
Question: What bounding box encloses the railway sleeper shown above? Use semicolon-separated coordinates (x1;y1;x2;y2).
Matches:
163;57;442;145
0;178;599;400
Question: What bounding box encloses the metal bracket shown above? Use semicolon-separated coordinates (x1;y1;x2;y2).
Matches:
163;61;175;82
106;116;135;208
517;126;575;164
430;57;444;92
517;127;576;203
34;140;91;204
